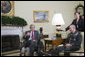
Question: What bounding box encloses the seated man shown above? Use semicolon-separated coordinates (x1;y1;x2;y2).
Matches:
53;25;82;56
24;24;42;56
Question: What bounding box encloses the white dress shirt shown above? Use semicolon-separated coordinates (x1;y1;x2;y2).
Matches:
29;31;34;40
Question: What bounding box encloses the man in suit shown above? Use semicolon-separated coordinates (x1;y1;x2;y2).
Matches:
24;24;41;56
53;25;82;56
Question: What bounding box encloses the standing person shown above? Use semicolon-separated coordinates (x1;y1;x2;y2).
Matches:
65;12;84;32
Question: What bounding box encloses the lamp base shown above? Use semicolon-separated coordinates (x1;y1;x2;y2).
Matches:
56;32;61;38
56;25;63;38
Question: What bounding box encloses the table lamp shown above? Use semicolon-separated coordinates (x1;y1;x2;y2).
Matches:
52;13;65;38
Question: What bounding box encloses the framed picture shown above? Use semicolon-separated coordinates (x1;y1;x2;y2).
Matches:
75;4;84;16
33;11;49;23
1;1;14;16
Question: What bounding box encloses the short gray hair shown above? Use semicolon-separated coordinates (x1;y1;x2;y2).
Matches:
69;25;76;29
30;24;35;29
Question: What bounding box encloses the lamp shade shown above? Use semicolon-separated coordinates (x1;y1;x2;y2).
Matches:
52;13;65;25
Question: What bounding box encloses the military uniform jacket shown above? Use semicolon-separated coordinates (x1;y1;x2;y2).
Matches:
64;31;82;49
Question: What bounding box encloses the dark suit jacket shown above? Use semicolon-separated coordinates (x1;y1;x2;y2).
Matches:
24;30;39;41
24;30;40;47
66;18;84;32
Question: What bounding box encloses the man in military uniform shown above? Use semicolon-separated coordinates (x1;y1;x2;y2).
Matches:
54;25;82;56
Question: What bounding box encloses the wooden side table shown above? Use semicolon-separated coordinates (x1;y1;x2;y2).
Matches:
39;35;48;39
52;38;64;49
44;38;65;51
45;39;52;51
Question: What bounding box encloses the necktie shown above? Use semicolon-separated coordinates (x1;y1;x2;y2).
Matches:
32;31;33;40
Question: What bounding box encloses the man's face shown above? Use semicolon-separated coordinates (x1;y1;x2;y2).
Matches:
30;26;35;31
75;13;80;19
69;27;74;32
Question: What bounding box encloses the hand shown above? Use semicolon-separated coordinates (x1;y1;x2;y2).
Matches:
26;33;30;36
65;43;72;48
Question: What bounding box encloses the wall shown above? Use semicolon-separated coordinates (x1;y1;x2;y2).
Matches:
14;1;84;38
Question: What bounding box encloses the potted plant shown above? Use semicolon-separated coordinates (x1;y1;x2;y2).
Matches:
1;16;27;27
